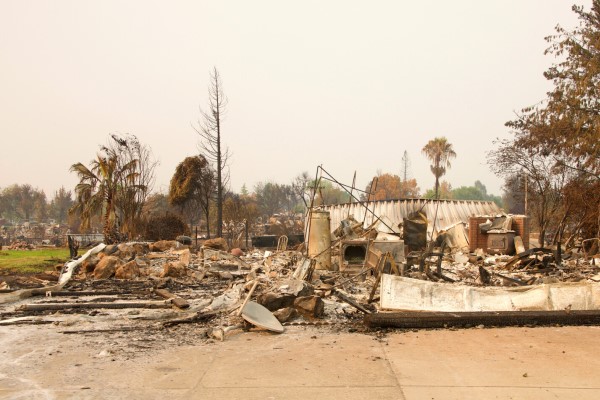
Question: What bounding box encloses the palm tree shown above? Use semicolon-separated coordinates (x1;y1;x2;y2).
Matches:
422;137;457;199
70;153;141;243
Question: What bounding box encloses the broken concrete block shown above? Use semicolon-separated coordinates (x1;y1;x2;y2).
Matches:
454;253;469;264
82;255;100;274
273;307;297;323
209;283;244;311
103;244;119;256
217;271;234;280
134;257;148;268
150;240;179;252
193;269;206;281
93;256;122;279
257;292;296;311
294;295;324;318
131;242;150;255
179;249;191;267
115;260;140;280
116;243;136;260
160;261;187;278
514;236;526;254
203;238;229;252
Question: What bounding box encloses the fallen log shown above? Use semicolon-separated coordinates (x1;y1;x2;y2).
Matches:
18;300;171;312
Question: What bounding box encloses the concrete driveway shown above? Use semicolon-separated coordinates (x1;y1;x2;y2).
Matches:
1;324;599;399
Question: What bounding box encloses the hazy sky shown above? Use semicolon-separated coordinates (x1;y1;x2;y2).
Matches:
0;1;580;199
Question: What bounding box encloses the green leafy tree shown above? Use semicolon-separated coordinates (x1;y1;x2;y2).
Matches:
312;180;350;206
422;137;457;199
254;182;287;217
50;187;73;225
0;185;20;221
452;181;503;207
0;184;47;222
33;190;47;222
423;181;453;200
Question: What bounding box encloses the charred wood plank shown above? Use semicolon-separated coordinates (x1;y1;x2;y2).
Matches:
154;288;190;309
18;301;171;312
60;327;147;334
162;310;219;328
494;272;528;286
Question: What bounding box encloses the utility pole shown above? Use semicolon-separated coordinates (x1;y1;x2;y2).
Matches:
524;174;528;216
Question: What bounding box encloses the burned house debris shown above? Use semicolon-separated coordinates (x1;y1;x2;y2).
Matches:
1;167;600;342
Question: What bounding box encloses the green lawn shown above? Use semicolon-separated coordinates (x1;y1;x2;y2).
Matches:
0;248;70;274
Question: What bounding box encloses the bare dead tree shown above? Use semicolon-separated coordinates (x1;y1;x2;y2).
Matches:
103;133;158;238
291;171;311;208
193;67;230;237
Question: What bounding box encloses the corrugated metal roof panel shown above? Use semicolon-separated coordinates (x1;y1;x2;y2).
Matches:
316;199;501;234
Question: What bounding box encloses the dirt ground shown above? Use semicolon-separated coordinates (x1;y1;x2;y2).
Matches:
2;321;600;400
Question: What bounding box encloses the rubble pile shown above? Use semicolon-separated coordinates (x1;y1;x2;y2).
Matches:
414;249;600;287
0;239;371;346
1;209;600;342
7;240;34;250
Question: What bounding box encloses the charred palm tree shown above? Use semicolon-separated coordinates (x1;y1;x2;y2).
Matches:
70;154;141;244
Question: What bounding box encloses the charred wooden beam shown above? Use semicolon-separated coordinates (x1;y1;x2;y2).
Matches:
364;310;600;329
332;289;371;314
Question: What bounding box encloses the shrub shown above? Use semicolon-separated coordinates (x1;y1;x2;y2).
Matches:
143;213;190;241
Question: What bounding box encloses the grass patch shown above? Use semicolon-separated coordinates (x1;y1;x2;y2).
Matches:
0;248;70;274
